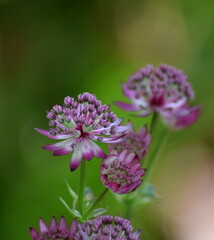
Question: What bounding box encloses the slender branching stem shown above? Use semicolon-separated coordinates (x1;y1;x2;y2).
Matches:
83;188;109;219
78;159;86;216
143;128;169;185
149;111;159;134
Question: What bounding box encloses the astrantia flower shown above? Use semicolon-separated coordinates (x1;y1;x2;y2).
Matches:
100;149;145;194
36;92;129;171
29;216;77;240
115;64;201;130
109;122;151;161
74;215;141;240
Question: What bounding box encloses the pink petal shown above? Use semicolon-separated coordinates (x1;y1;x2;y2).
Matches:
101;135;126;144
114;101;141;111
117;150;128;162
58;216;67;231
70;142;83;171
88;140;107;159
39;218;48;234
42;139;73;151
163;97;186;110
81;139;94;161
49;217;57;231
132;230;142;239
92;118;124;134
122;83;136;100
35;128;73;140
29;227;39;239
163;105;201;130
117;186;130;194
53;144;73;156
124;152;135;165
137;125;147;137
173;106;201;129
106;182;120;192
69;220;78;237
128;180;142;192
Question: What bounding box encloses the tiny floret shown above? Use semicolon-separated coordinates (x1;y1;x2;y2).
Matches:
36;93;129;171
100;149;146;194
115;64;201;130
29;216;77;240
109;122;151;161
74;215;141;240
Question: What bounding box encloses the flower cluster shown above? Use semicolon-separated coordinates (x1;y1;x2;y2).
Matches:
29;217;77;240
30;216;141;240
31;64;201;240
36;92;128;171
100;150;146;194
74;215;141;240
109;122;151;161
115;64;201;129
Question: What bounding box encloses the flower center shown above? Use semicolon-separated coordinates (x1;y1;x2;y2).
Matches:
76;125;90;138
150;94;164;108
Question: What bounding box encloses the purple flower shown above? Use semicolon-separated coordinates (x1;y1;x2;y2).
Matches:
109;122;151;161
100;150;146;194
74;215;141;240
29;216;77;240
36;93;129;171
115;64;201;130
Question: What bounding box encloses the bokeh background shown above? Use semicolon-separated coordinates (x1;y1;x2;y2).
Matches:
1;0;214;239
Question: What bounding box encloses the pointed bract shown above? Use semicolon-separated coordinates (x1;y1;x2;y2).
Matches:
29;217;77;240
29;227;39;239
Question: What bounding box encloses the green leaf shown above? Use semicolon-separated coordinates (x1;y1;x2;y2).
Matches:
59;197;81;218
88;208;107;218
65;180;78;201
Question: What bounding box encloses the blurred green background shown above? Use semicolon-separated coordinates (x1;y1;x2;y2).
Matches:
1;0;214;239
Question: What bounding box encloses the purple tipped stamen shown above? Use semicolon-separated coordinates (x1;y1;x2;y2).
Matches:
74;215;141;240
36;92;129;171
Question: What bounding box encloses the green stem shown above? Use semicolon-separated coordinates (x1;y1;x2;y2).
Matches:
149;111;159;134
83;188;108;219
78;159;86;216
143;129;169;185
143;111;159;168
125;202;135;220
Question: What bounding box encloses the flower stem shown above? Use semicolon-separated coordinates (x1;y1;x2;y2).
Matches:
149;111;159;134
83;188;108;219
143;111;159;168
125;202;134;220
143;128;169;185
78;159;86;216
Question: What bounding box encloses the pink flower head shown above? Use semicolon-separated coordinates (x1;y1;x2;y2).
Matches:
100;149;146;194
108;122;151;161
36;93;129;171
29;216;77;240
115;64;201;130
74;215;141;240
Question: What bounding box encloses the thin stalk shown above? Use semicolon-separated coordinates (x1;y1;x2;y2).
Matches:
149;111;159;134
125;202;135;220
83;188;108;219
77;159;86;216
143;129;169;185
143;111;159;168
